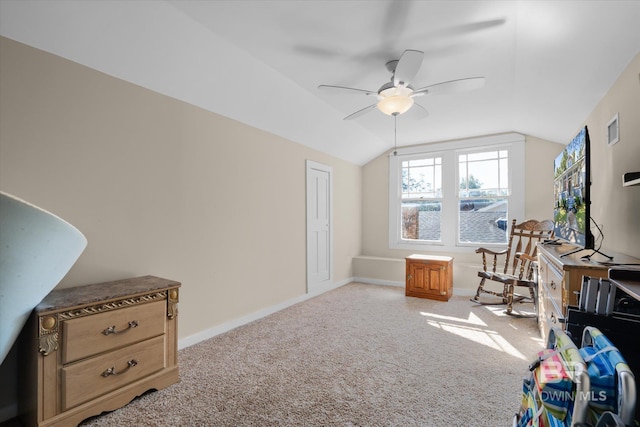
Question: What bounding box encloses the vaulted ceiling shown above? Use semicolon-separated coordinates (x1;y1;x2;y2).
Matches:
1;1;639;165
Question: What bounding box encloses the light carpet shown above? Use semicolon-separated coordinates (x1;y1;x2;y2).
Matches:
79;283;544;426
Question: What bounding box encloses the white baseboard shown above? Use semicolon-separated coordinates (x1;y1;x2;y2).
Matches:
453;288;476;297
353;277;404;287
178;277;351;350
353;277;476;296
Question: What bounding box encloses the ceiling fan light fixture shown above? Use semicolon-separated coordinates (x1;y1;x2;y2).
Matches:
377;86;414;116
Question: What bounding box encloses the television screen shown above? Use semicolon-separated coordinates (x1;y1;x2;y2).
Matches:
553;126;592;248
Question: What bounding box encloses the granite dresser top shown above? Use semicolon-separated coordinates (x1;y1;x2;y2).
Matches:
35;275;181;314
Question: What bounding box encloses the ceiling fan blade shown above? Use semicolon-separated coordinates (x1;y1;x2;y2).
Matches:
393;49;424;87
413;77;485;97
410;103;429;120
381;0;412;49
318;85;377;96
428;19;506;39
343;104;378;120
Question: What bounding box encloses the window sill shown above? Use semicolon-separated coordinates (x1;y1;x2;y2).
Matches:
389;241;507;254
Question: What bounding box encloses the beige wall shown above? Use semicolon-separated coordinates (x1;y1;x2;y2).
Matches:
0;36;362;334
524;135;565;221
585;53;640;258
0;37;362;413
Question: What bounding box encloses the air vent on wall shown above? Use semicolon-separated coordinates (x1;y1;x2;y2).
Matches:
622;171;640;186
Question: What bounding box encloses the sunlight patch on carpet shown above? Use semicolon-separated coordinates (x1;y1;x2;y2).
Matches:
482;305;536;317
419;310;487;326
422;314;527;360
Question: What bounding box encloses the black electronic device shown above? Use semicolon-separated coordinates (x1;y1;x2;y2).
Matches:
552;127;611;259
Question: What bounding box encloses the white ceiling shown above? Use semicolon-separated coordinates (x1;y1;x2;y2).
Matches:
1;0;639;165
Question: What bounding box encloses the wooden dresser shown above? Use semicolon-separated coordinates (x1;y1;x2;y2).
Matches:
537;243;640;342
18;275;181;427
405;254;453;301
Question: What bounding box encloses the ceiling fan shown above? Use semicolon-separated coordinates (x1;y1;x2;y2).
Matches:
318;49;485;120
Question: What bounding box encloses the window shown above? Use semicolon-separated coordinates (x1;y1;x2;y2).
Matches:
401;156;442;241
389;133;525;252
458;149;509;244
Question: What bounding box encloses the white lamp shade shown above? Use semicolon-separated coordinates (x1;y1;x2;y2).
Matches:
377;86;415;115
0;192;87;364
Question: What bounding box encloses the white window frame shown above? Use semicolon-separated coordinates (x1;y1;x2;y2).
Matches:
389;133;525;253
400;153;444;243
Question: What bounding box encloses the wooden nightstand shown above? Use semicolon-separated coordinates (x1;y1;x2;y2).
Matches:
405;254;453;301
18;275;180;427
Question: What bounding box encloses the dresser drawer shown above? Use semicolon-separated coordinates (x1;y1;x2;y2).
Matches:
539;255;563;311
544;259;563;311
542;285;565;330
63;300;166;364
538;279;565;340
62;335;166;410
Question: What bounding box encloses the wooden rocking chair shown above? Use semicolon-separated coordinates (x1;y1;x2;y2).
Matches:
470;218;554;317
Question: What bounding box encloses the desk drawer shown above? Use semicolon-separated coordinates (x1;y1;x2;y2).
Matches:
62;335;165;410
63;300;166;364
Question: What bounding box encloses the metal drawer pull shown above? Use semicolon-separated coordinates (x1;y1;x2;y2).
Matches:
101;359;138;377
550;281;556;290
549;313;566;324
102;320;139;336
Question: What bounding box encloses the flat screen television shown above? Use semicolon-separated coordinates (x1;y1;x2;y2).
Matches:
553;126;593;253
